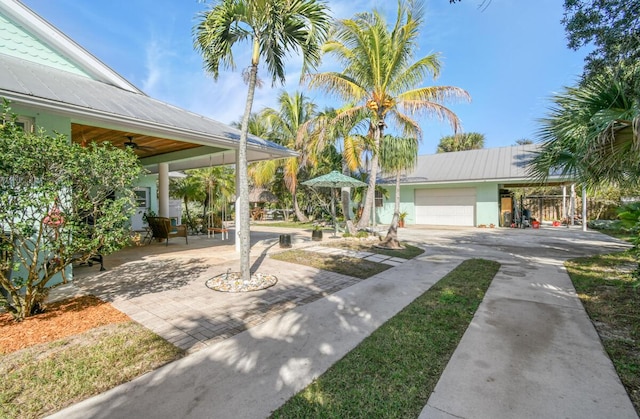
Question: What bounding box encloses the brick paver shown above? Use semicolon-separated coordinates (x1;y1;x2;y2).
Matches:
68;231;381;352
62;231;405;352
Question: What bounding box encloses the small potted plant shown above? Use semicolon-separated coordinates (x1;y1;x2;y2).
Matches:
398;211;408;228
312;224;323;241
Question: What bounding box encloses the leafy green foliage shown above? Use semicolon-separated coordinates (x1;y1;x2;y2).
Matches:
563;0;640;81
436;132;485;153
194;0;331;281
529;72;640;187
308;0;470;229
616;202;640;280
0;106;142;320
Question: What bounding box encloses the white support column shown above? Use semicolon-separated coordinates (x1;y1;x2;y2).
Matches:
582;184;588;232
570;183;576;226
158;163;170;218
235;150;241;253
562;184;567;224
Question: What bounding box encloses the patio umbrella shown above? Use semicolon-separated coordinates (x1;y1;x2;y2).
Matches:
302;171;367;237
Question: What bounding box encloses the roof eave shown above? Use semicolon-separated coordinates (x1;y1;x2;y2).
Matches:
2;90;296;158
1;0;142;93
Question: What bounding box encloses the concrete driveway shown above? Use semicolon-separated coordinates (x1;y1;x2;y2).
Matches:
48;225;638;419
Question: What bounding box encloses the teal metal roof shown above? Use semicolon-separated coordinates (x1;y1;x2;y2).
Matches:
380;144;571;185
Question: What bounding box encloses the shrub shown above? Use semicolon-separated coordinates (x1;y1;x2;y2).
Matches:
0;105;142;320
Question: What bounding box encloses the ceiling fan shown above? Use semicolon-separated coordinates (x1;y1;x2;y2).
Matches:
123;136;154;151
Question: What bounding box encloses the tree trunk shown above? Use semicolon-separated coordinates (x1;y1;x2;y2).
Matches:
183;198;192;222
378;170;403;248
236;42;260;282
292;186;308;222
357;122;383;229
341;162;351;221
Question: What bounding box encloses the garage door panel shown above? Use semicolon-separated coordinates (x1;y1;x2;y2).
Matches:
415;188;476;226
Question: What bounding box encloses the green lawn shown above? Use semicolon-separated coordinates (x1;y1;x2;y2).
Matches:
271;249;391;279
565;251;640;413
271;240;424;280
0;322;183;419
271;259;500;418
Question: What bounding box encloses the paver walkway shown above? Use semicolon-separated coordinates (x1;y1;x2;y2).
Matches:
58;229;405;353
46;226;639;419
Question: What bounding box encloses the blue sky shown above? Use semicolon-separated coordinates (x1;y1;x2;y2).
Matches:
22;0;589;155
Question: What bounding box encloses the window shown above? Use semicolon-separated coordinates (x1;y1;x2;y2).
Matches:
134;188;149;208
375;190;384;208
2;116;35;133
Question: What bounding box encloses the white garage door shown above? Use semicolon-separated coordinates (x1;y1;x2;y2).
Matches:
415;188;476;226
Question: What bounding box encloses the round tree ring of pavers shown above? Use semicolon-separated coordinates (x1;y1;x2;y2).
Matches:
205;270;278;292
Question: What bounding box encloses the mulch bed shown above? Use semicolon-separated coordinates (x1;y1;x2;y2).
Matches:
0;295;130;354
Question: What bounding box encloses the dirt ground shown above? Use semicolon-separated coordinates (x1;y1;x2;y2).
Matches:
0;296;130;354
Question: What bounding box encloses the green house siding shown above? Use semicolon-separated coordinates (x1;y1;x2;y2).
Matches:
9;104;72;138
476;183;500;226
137;175;159;214
0;11;90;77
377;182;501;227
377;184;420;225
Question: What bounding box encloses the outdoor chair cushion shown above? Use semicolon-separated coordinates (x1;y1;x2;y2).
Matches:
146;217;188;246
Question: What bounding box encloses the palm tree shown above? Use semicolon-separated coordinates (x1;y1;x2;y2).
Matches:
378;135;418;248
169;175;205;226
529;72;640;187
305;105;371;223
308;0;470;230
194;0;330;281
436;132;485;153
259;91;319;222
194;166;236;219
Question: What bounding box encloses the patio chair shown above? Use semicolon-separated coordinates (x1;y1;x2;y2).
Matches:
146;216;188;246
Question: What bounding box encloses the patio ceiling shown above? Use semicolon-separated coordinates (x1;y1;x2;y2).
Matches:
71;124;201;159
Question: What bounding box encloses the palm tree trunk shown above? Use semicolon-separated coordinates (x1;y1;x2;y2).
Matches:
341;162;351;221
292;186;308;222
357;122;382;229
236;43;260;281
379;170;403;248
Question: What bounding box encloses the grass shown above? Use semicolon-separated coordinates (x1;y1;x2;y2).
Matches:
271;250;391;279
271;259;500;418
324;241;425;259
565;250;640;413
271;239;425;279
255;221;317;229
0;322;183;419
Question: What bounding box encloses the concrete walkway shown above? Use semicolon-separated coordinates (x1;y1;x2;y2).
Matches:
47;226;638;419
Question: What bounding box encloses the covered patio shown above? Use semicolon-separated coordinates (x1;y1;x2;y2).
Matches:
53;225;359;353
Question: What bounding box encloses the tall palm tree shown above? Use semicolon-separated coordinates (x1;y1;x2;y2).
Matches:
378;135;418;248
194;0;330;280
308;0;470;229
260;91;318;222
305;105;371;222
436;132;485;153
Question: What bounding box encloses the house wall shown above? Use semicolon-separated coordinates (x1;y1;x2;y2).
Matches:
8;104;72;139
377;182;501;227
377;185;415;224
476;183;500;226
0;10;90;77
